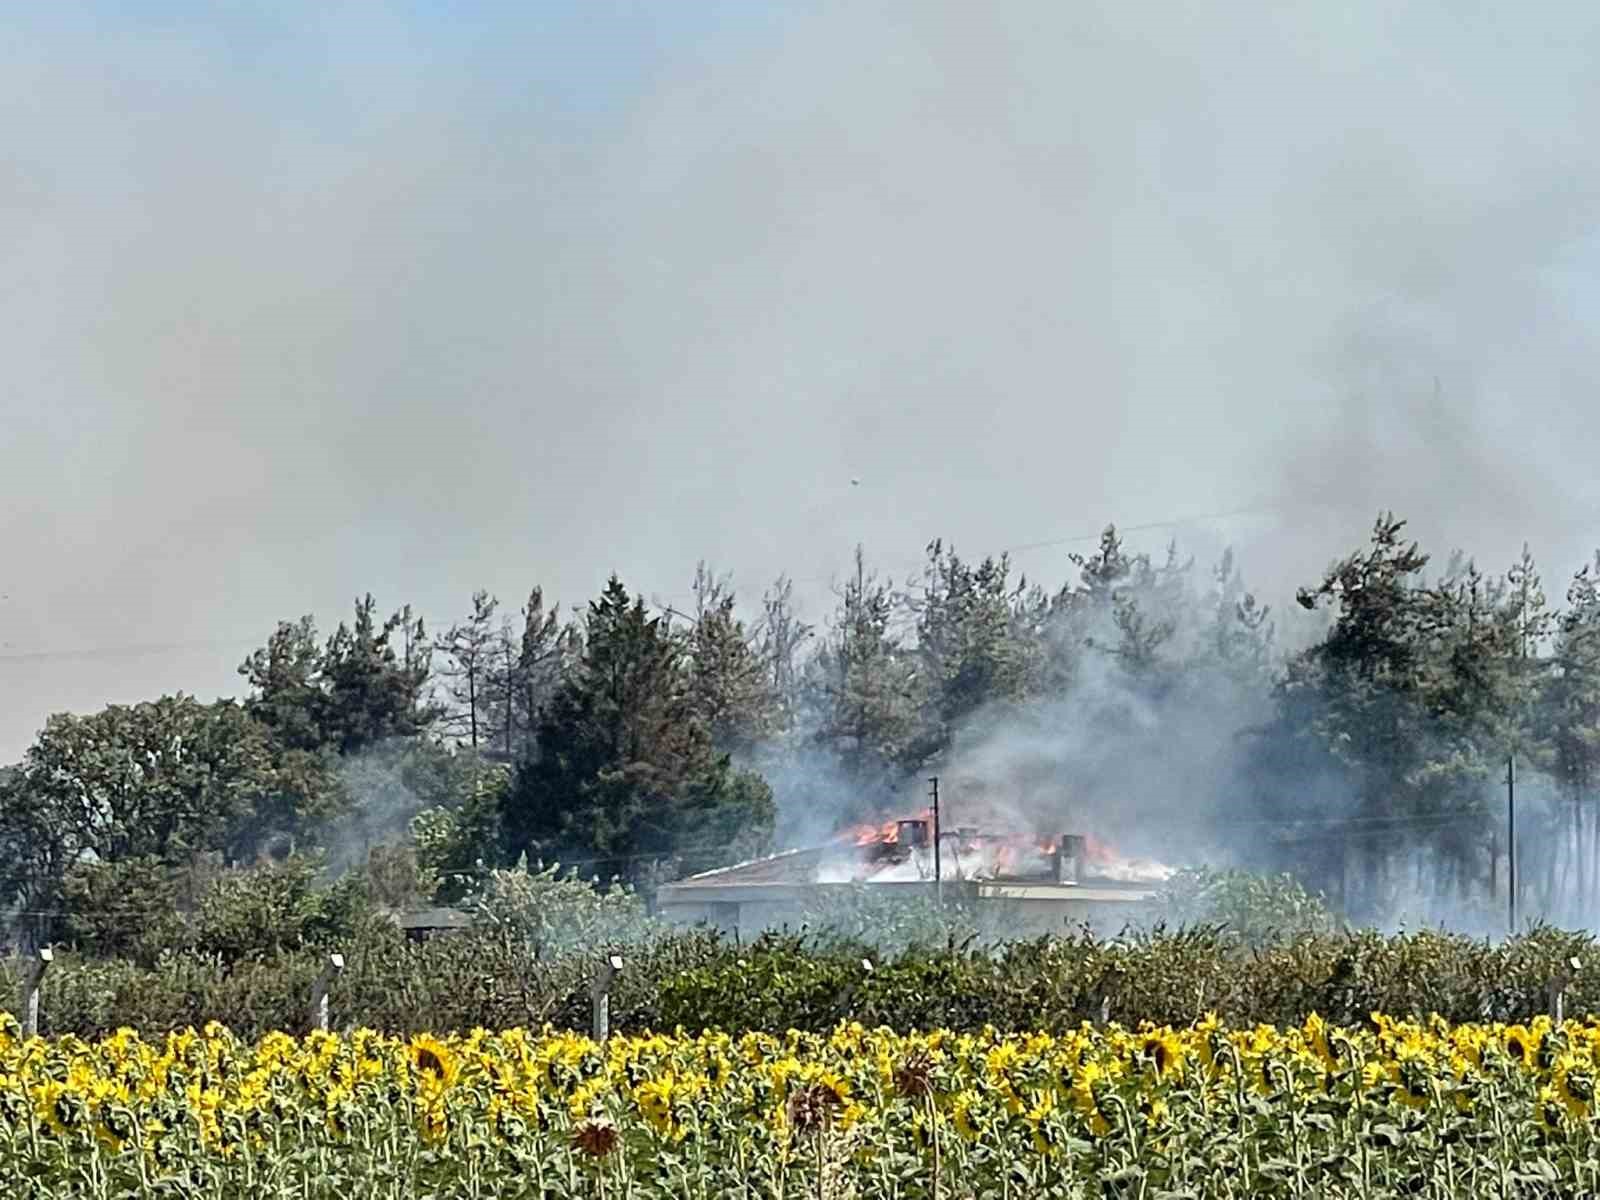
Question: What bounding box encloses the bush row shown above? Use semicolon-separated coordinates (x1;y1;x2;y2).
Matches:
3;922;1597;1039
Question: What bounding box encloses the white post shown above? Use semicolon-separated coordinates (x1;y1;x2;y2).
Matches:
1550;956;1582;1025
309;952;345;1033
21;948;52;1038
592;954;622;1042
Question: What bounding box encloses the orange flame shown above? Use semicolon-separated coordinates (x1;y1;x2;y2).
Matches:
840;809;935;847
1084;833;1117;863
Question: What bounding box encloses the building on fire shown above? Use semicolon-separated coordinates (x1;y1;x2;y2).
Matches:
654;814;1171;940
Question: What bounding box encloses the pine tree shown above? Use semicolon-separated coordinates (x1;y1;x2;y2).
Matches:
1547;555;1600;911
1284;514;1437;915
807;547;925;801
682;564;779;755
436;591;500;749
239;596;441;756
500;577;773;882
912;540;1033;751
755;574;814;733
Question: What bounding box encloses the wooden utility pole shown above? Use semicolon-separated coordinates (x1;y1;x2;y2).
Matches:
929;776;942;905
1508;753;1517;935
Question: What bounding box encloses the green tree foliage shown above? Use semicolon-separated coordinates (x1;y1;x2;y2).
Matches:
327;738;491;874
755;574;814;734
681;564;779;755
21;507;1600;957
1068;527;1194;686
190;856;377;965
1154;865;1337;946
806;548;925;796
913;541;1035;743
0;696;283;915
1545;554;1600;911
410;761;509;902
1270;517;1561;918
500;577;774;882
59;857;188;964
239;594;440;757
467;859;662;959
1195;547;1275;686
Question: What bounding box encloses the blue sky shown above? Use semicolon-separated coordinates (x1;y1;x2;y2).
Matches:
15;3;789;123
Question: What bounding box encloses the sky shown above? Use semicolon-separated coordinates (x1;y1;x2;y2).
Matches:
4;1;1600;762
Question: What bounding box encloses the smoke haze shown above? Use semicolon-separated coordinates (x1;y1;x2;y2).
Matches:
5;1;1600;764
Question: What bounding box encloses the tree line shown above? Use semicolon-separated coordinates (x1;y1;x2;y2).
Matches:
4;510;1600;949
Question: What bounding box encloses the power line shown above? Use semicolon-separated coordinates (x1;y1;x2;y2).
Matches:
0;501;1280;664
997;502;1278;557
0;637;267;664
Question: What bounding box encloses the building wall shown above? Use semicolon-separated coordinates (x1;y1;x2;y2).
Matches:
656;895;1150;942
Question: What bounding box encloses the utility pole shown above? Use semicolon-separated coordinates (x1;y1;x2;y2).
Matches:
929;776;942;905
1508;752;1517;935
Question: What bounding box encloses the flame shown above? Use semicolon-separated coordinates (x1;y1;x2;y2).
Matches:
847;818;900;846
840;809;934;846
1084;833;1117;863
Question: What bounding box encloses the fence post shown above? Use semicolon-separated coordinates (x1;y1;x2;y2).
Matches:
1549;955;1582;1025
834;958;875;1021
309;952;345;1033
21;948;52;1038
592;955;623;1043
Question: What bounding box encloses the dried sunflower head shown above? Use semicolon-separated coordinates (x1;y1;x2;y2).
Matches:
894;1048;933;1098
573;1117;620;1158
786;1081;842;1133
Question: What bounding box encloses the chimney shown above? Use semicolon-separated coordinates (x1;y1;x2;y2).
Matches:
898;818;929;849
1054;834;1086;884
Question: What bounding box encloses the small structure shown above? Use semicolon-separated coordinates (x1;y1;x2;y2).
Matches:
391;907;474;941
655;817;1168;941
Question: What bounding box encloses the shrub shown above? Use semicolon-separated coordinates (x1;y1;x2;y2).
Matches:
191;856;385;964
1151;865;1337;944
59;857;188;965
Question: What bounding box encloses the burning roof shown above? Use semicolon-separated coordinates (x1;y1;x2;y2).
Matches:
824;812;1173;885
669;813;1174;890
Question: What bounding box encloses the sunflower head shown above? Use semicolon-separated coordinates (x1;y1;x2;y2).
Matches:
1503;1025;1537;1071
1141;1031;1183;1078
409;1034;459;1090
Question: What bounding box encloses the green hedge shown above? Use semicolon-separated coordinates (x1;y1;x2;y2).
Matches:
3;924;1595;1039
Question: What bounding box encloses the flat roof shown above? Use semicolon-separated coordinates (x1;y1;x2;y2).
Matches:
657;880;1158;905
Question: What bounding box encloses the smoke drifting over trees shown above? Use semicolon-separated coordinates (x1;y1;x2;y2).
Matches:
7;514;1600;944
6;4;1600;948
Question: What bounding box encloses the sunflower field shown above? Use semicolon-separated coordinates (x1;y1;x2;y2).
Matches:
3;1012;1599;1199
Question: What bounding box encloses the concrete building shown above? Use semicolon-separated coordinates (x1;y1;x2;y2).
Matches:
654;817;1167;940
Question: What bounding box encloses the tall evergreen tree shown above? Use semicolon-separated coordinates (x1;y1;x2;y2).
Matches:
755;574;814;733
501;577;773;882
239;595;440;756
1549;553;1600;911
486;586;570;760
321;597;439;754
807;547;925;803
682;564;779;755
436;590;500;749
912;541;1034;754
